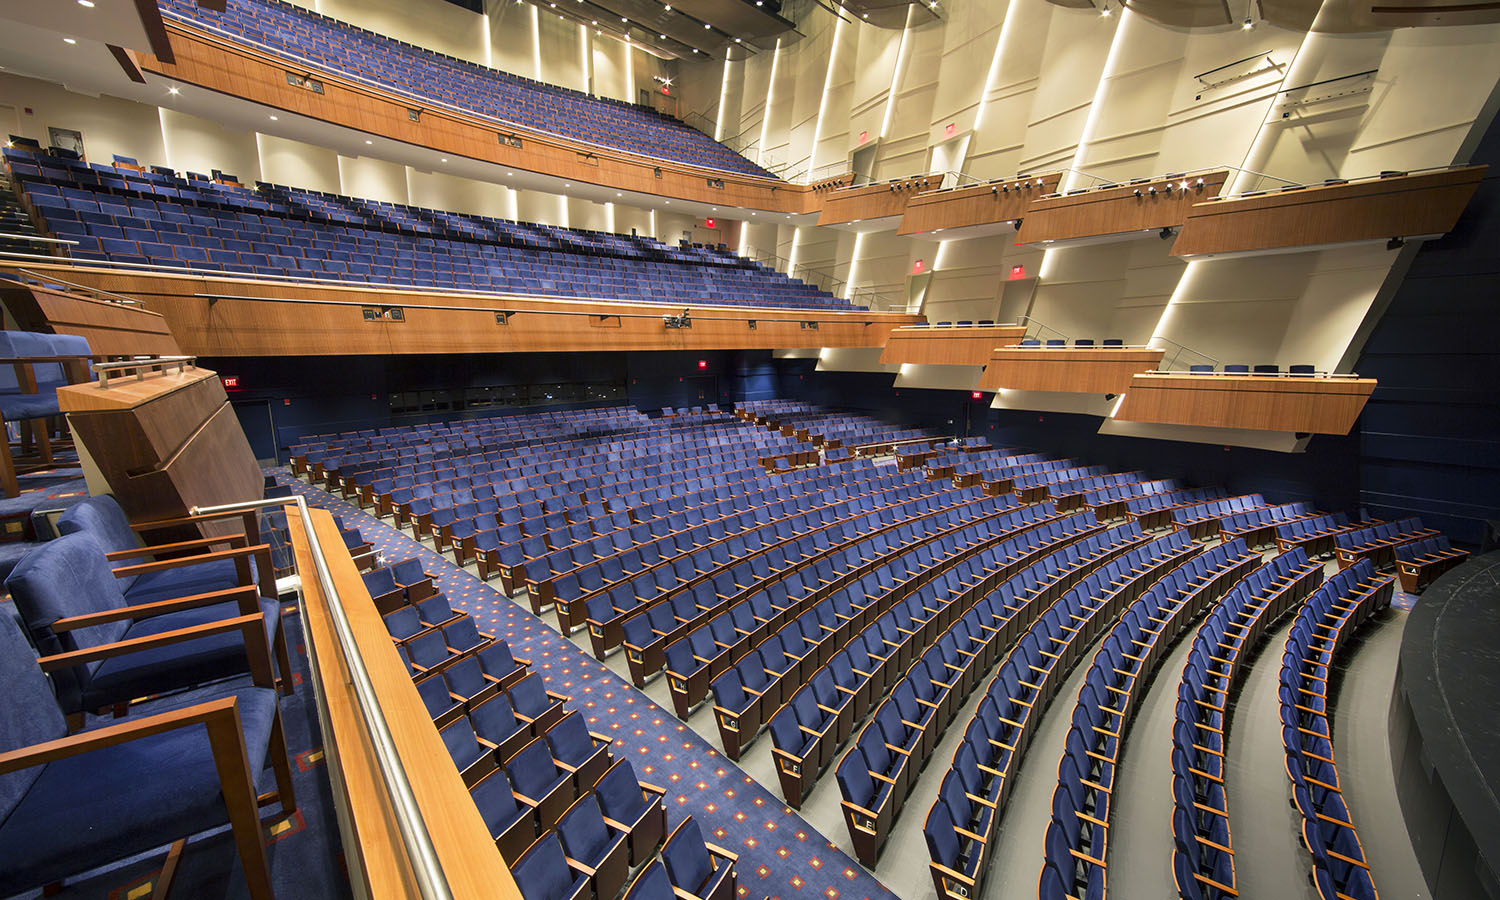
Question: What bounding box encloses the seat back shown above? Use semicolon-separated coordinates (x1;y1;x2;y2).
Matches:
4;533;133;709
662;817;714;893
594;759;646;820
0;608;69;823
514;833;578;900
623;861;674;900
55;495;147;591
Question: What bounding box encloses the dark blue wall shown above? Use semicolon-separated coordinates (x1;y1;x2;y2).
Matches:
1352;125;1500;546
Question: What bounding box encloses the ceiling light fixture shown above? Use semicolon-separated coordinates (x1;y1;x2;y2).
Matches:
269;115;279;120
441;157;447;162
167;86;180;95
63;37;77;44
365;139;373;144
77;0;95;7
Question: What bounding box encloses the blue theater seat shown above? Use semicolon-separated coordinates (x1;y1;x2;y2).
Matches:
512;833;589;900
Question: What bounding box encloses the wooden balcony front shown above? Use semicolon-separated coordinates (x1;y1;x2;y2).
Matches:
1016;171;1229;245
1111;372;1377;433
816;176;941;227
978;347;1166;393
895;174;1062;236
1171;166;1487;257
878;324;1027;367
4;263;917;357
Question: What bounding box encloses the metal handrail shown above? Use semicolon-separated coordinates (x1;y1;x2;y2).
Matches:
1144;368;1365;378
1015;315;1070;343
15;267;146;307
192;496;454;900
0;233;77;245
92;355;197;387
0;254;895;318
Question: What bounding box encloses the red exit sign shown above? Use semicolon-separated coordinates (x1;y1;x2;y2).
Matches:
222;376;241;389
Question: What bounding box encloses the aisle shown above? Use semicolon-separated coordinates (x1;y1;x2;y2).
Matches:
277;471;900;900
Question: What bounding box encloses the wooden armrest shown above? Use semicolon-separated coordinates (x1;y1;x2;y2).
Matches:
53;584;262;630
38;612;273;686
0;694;247;775
104;534;247;560
704;842;739;862
111;544;271;578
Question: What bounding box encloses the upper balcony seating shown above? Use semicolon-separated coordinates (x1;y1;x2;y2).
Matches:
159;0;775;178
0;608;294;900
6;147;852;313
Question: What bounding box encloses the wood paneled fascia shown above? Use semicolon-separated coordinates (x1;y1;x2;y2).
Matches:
0;283;181;357
1111;372;1377;433
144;25;816;214
6;263;918;356
815;176;940;226
978;347;1165;393
895;174;1062;236
878;325;1027;367
1016;171;1228;245
1170;166;1487;257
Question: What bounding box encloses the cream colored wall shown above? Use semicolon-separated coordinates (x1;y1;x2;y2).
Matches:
159;107;262;182
255;133;341;193
0;73;164;167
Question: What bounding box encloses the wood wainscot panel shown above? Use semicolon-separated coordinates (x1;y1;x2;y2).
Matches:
0;282;181;357
979;347;1165;393
816;175;941;226
289;508;522;900
146;25;813;214
1017;171;1228;245
879;325;1028;367
10;263;920;355
1112;372;1377;433
1171;166;1487;256
58;366;263;532
897;174;1063;236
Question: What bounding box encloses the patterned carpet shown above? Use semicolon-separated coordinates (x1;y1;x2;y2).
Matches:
272;468;900;900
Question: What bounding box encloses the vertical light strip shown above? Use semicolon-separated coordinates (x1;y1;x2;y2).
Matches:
971;0;1016;135
579;24;591;93
649;209;658;240
1060;9;1130;193
483;12;494;68
714;57;733;141
506;187;520;221
879;5;916;139
809;14;849;173
624;42;635;103
530;4;543;81
1150;259;1199;348
557;193;570;228
157;108;174;171
604;201;616;233
932;238;952;272
786;225;803;275
844;230;867;299
757;38;782;165
1230;24;1324;195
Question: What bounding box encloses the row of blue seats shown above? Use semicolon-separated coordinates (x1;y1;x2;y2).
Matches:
579;479;985;659
1278;561;1395;900
1218;501;1316;548
1333;517;1436;569
1169;549;1327;900
1394;535;1468;592
914;529;1207;881
769;510;1105;808
1038;540;1263;900
703;501;1060;760
663;497;1033;717
1082;478;1179;519
1275;512;1356;558
1171;493;1268;539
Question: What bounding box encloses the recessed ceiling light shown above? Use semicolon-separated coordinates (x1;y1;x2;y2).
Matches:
704;22;711;27
665;200;671;204
167;86;180;95
734;37;741;42
63;37;77;44
440;157;447;162
591;19;597;23
365;139;373;144
78;0;95;7
616;192;623;197
564;183;571;187
660;33;666;38
621;16;628;21
507;171;514;176
664;3;671;8
692;48;698;52
269;115;278;120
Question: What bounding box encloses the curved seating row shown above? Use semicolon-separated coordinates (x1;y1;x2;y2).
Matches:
765;511;1115;804
1333;518;1438;570
1036;539;1263;900
709;502;1071;760
1083;479;1178;522
916;530;1205;882
663;497;1038;717
1169;548;1327;900
1279;560;1395;900
1127;487;1230;531
1394;536;1467;593
1171;494;1271;541
1217;501;1317;549
1275;513;1357;559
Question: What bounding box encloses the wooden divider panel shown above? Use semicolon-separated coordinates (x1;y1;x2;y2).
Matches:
1017;171;1229;245
0;282;180;357
979;347;1165;393
1112;372;1377;433
879;325;1028;367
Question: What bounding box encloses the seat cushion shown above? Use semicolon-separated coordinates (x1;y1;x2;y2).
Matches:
125;555;262;606
82;595;280;710
0;681;277;895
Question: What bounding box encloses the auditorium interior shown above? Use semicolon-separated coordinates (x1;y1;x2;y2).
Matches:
0;0;1497;899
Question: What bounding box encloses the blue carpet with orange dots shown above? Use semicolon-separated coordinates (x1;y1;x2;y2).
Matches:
272;468;900;900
